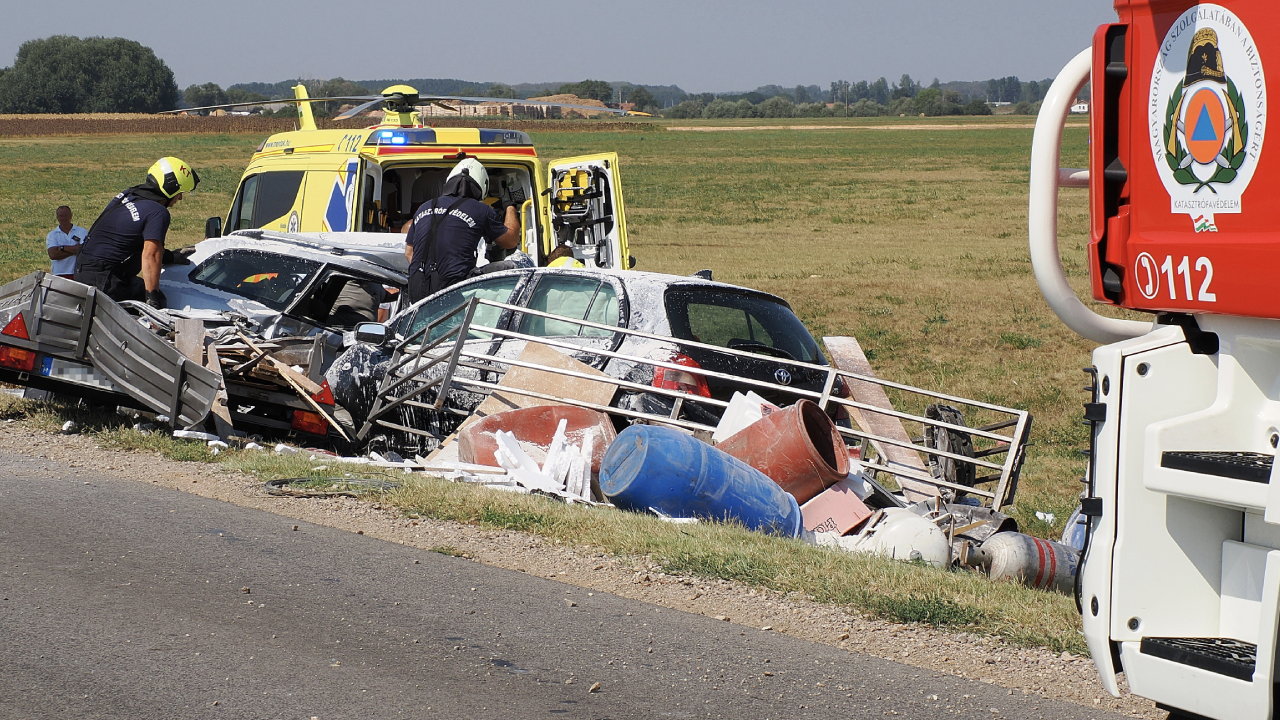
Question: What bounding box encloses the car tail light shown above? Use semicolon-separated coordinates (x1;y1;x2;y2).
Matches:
312;379;335;406
0;345;36;372
291;409;328;436
2;313;29;340
653;353;711;398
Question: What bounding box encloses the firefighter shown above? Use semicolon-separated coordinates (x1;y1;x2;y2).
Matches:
403;158;519;303
75;157;199;308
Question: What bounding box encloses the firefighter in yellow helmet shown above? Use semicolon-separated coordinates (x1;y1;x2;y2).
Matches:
75;157;199;308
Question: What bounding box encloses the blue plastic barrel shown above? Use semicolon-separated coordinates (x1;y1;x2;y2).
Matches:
600;424;802;538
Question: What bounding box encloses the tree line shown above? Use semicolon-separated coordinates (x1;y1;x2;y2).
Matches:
0;35;1058;117
0;36;178;113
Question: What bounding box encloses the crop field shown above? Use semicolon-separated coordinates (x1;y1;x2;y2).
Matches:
0;116;1120;539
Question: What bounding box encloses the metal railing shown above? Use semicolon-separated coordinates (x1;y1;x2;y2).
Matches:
359;297;1033;510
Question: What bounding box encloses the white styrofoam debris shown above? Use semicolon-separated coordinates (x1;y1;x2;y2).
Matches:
61;420;78;434
244;442;265;451
1035;511;1057;524
649;507;699;524
274;443;299;455
174;430;220;442
207;440;229;449
311;465;328;472
711;391;780;444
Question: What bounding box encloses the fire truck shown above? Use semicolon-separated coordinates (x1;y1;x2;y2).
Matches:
1030;1;1279;717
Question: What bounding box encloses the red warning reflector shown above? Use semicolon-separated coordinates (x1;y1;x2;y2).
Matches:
1;313;29;340
312;379;335;406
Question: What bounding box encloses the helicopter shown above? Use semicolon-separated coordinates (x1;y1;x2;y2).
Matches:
172;84;637;271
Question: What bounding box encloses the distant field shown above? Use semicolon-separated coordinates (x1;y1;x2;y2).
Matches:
0;118;1121;538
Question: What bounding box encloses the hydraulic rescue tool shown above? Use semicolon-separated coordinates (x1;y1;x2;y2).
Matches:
1030;1;1280;717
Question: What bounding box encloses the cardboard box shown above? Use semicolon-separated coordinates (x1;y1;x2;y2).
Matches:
800;477;873;535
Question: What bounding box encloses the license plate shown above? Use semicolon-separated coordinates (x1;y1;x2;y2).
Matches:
39;355;121;392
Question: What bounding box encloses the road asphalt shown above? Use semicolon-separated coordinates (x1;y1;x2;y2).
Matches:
0;453;1128;719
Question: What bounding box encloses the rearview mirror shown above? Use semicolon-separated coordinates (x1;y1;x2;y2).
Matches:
354;322;388;345
204;217;222;238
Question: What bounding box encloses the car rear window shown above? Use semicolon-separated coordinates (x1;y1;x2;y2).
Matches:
664;287;821;364
189;249;322;310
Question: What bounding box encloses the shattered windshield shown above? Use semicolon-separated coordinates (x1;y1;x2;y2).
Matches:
189;249;323;311
664;287;821;364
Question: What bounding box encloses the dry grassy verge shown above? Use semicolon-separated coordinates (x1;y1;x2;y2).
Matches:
2;394;1079;652
0;396;1156;717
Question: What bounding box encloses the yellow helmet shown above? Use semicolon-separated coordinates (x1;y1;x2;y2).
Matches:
147;157;200;199
548;256;585;268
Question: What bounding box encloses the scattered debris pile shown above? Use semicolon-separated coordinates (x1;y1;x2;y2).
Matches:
339;296;1067;593
1;274;1071;593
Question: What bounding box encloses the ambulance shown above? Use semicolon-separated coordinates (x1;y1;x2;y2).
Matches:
204;85;634;271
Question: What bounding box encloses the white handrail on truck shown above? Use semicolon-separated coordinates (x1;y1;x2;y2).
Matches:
1028;48;1150;345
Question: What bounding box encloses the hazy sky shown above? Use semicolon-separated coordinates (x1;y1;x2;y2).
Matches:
6;0;1116;92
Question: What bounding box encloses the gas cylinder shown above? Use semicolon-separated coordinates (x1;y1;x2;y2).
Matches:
973;532;1079;594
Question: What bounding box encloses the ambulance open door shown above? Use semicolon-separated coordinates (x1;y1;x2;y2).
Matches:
545;153;631;270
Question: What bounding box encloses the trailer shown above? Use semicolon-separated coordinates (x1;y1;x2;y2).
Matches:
0;271;219;428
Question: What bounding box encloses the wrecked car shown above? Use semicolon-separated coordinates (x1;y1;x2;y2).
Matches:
0;229;409;442
324;266;845;453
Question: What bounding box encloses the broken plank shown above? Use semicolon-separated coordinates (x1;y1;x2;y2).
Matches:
174;318;205;365
237;332;349;442
203;338;237;438
823;335;937;502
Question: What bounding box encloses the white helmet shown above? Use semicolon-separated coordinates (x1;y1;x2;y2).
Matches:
447;158;489;198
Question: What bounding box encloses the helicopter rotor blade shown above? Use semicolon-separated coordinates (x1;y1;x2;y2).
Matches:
421;95;626;115
335;96;395;120
161;96;383;115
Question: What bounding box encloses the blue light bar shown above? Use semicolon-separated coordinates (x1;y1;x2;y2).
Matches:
365;129;438;147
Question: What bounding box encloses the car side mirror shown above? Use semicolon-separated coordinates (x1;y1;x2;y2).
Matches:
205;217;222;238
628;255;637;269
355;322;388;345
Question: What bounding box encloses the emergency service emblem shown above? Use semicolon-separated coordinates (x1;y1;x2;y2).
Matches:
1149;4;1266;232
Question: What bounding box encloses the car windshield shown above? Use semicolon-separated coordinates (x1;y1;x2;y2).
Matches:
189;249;322;311
663;287;822;364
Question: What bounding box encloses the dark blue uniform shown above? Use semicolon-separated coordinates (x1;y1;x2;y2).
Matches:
406;195;509;302
75;192;171;302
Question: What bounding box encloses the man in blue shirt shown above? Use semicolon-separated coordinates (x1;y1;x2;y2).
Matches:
404;158;518;303
75;157;199;308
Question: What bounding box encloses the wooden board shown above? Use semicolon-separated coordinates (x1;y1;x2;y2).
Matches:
427;342;618;461
203;338;237;438
470;342;618;422
823;336;937;502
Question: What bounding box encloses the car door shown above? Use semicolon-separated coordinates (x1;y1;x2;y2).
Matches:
544;153;629;270
301;155;363;232
225;167;307;233
503;270;627;369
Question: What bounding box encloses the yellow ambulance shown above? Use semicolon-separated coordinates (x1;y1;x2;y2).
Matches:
206;86;633;270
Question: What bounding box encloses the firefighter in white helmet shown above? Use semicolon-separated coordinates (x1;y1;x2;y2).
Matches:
403;158;519;302
75;157;199;308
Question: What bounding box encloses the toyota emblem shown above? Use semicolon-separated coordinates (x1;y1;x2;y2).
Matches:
774;368;792;385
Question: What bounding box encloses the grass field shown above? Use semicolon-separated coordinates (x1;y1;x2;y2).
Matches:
0;117;1118;533
0;117;1132;651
